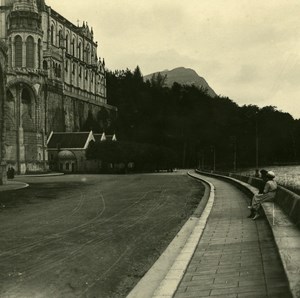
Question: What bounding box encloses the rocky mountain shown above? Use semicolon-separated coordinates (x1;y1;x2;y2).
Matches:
144;67;217;97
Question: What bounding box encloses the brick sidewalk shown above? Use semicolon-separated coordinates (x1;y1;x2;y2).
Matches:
174;176;292;298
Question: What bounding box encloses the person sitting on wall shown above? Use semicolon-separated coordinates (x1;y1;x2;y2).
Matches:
248;171;277;220
248;169;268;217
258;169;269;194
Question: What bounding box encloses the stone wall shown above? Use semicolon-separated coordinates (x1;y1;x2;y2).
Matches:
197;169;300;230
46;89;117;134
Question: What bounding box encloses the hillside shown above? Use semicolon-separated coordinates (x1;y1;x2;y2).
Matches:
144;67;217;97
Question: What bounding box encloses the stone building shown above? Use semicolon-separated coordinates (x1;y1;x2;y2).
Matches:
0;0;117;174
47;131;117;173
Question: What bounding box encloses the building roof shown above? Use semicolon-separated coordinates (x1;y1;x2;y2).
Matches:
58;150;76;160
47;131;94;150
94;133;117;142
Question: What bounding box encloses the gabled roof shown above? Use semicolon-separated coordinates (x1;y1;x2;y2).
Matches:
94;133;117;142
47;131;94;150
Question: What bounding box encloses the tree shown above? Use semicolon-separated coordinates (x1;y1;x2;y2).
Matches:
105;67;300;170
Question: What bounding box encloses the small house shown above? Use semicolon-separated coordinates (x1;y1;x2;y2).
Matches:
47;131;117;173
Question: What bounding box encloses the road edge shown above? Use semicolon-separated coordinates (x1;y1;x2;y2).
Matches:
126;171;215;298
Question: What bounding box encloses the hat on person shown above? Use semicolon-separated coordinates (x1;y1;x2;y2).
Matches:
266;171;275;178
260;169;268;175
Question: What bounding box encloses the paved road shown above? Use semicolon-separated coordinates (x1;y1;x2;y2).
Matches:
174;175;292;298
0;172;204;298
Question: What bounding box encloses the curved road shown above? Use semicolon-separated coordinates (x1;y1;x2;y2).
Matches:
0;171;204;298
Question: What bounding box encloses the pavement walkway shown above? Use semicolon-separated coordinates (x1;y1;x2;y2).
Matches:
173;175;292;298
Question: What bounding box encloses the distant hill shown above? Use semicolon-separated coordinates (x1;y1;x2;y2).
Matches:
144;67;217;97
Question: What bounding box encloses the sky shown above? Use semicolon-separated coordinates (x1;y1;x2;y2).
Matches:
47;0;300;119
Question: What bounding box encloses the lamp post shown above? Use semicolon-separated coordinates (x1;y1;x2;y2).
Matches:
255;113;259;175
230;136;237;172
211;145;216;172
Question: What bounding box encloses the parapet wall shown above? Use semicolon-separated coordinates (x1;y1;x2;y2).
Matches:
196;169;300;230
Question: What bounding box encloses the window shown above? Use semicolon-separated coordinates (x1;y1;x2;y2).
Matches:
66;163;70;170
79;66;82;78
38;39;41;69
72;38;75;56
65;34;69;52
58;65;61;78
15;35;22;67
58;30;63;48
26;36;35;68
51;25;55;45
54;63;57;77
65;60;68;72
86;45;89;63
72;63;75;75
43;60;48;70
78;42;81;60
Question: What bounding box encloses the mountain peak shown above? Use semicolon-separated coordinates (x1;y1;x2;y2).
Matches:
144;67;216;97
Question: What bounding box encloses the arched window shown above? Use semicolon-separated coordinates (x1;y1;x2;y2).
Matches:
15;35;23;67
53;62;57;77
86;45;89;63
65;34;69;52
38;39;41;69
26;36;35;68
43;60;48;70
51;25;55;45
78;42;81;60
58;65;61;78
72;38;75;56
58;30;63;48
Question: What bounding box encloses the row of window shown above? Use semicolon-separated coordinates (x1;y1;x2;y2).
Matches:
14;35;42;69
42;58;105;86
50;25;96;64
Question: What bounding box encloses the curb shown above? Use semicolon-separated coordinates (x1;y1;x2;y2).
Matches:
15;172;64;178
127;171;215;298
0;181;29;192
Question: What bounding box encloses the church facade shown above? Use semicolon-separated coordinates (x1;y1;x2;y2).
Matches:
0;0;117;174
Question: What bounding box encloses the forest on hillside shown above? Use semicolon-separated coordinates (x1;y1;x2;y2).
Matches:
88;66;300;171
